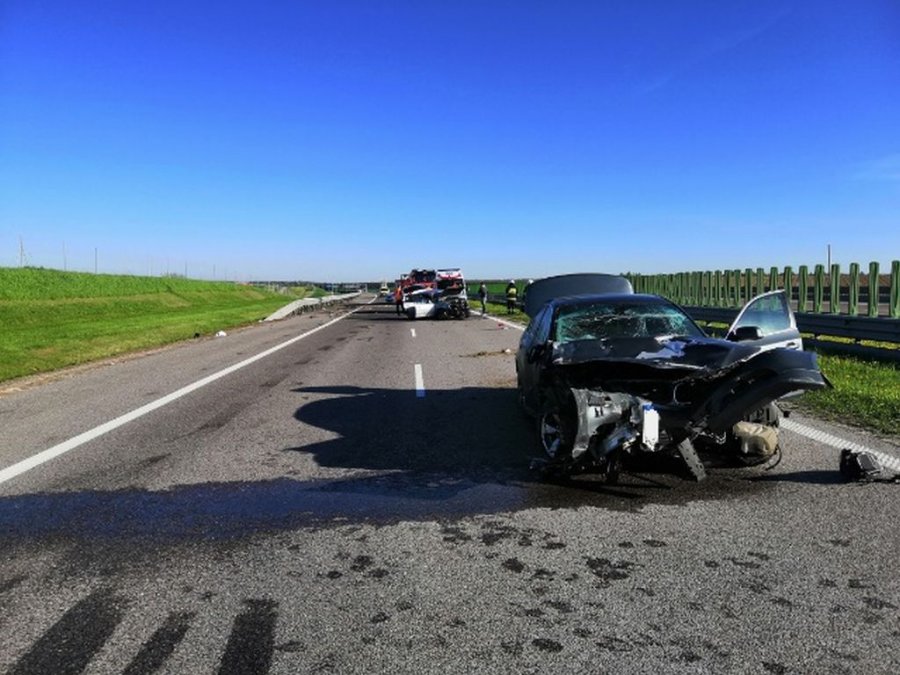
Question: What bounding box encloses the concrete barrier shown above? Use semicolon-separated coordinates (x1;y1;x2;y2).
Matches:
264;292;361;322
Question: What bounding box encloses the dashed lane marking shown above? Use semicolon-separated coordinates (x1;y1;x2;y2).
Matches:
414;364;425;398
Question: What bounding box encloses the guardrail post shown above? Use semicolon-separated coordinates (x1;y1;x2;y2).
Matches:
868;261;880;317
768;266;778;293
798;265;808;313
891;260;899;319
713;270;721;307
829;263;841;314
848;262;860;316
744;268;752;305
703;271;711;306
813;264;825;314
755;267;764;296
783;266;793;307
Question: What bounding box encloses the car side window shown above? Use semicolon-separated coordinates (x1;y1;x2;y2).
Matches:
735;292;793;337
533;305;553;343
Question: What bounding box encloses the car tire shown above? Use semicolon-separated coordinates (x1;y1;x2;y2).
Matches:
538;409;573;461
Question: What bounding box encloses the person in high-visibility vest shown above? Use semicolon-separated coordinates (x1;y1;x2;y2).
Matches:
394;286;404;315
505;280;518;314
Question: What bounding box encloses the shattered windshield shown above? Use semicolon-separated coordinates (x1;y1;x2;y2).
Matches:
555;300;704;344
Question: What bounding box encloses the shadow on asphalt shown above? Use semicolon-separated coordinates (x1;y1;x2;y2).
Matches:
751;470;846;485
0;385;781;545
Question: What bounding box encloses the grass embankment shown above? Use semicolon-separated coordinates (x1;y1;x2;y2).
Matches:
0;267;324;383
481;303;899;437
800;355;899;436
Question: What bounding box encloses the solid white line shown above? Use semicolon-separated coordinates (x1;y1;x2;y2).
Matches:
0;305;366;486
414;363;425;398
485;314;525;331
410;328;416;338
781;418;900;472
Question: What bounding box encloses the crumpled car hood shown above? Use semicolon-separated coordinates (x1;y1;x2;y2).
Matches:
549;336;829;433
552;336;760;374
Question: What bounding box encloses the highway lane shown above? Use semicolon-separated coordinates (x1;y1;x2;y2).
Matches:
2;296;900;673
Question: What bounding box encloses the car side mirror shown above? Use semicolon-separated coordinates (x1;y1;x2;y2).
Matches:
728;325;763;342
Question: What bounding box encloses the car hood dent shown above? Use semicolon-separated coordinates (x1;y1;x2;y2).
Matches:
551;336;760;373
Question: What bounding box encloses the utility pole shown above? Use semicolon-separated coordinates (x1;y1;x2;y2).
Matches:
19;236;25;267
827;244;832;269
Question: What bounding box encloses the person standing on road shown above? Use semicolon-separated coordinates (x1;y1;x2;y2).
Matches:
506;280;518;314
394;285;404;316
478;282;488;316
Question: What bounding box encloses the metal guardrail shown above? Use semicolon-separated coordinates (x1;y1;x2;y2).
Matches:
264;292;361;322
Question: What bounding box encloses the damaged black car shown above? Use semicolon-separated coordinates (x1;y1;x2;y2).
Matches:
516;274;830;481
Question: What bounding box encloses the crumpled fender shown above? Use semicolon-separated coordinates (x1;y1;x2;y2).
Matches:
692;349;829;433
569;388;633;459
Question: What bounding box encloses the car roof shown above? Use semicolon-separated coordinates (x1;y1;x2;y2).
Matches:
523;273;634;317
547;292;670;309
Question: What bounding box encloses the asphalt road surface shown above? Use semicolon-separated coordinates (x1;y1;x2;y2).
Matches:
2;296;899;674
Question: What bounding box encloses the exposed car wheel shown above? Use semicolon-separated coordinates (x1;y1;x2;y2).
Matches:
538;410;572;460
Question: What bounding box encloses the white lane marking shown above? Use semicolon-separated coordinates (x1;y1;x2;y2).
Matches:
485;315;525;331
414;363;425;398
0;305;366;487
411;328;416;338
781;418;900;472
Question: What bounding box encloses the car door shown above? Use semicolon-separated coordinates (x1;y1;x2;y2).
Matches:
726;290;802;351
517;304;554;412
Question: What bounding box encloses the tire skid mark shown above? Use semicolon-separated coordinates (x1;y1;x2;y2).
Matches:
217;599;278;675
122;610;195;675
0;574;27;594
9;587;125;675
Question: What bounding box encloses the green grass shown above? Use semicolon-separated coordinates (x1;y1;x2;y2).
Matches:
0;267;326;382
798;354;899;436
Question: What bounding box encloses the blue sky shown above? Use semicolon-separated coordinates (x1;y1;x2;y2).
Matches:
2;1;898;281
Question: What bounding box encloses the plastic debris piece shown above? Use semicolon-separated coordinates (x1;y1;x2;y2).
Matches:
215;330;227;338
840;448;883;481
